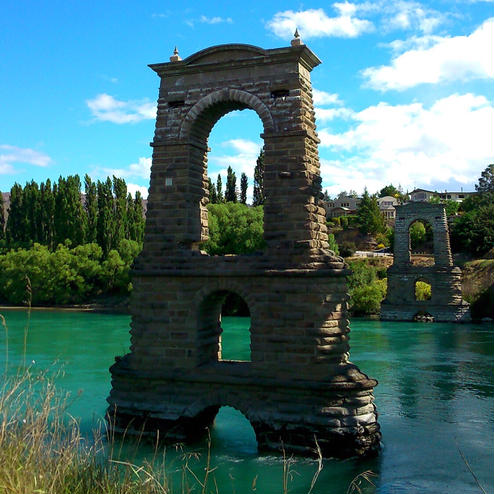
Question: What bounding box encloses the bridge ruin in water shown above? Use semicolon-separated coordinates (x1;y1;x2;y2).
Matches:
107;38;380;458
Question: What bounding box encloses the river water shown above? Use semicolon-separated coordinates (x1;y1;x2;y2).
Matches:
0;309;492;494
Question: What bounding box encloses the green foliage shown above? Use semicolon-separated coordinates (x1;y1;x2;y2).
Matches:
410;221;426;249
240;172;248;204
202;203;265;255
475;163;494;194
225;166;237;203
328;233;339;255
208;177;218;204
339;241;356;257
216;174;224;203
347;260;377;289
415;281;432;301
253;148;265;206
0;241;140;306
350;280;387;315
347;261;387;315
451;165;494;256
357;188;386;235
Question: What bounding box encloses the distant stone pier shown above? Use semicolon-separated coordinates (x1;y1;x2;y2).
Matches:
381;202;470;322
107;40;380;458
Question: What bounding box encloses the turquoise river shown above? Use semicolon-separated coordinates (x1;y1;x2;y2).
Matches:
0;309;492;494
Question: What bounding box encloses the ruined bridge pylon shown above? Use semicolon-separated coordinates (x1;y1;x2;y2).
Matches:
107;40;380;458
381;202;470;322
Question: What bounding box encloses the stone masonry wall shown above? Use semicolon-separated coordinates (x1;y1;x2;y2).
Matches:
108;43;380;458
381;202;469;322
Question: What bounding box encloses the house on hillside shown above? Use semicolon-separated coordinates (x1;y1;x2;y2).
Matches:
323;195;361;218
377;195;399;224
410;188;474;203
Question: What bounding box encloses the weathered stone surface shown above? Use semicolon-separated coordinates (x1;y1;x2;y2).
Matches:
381;203;470;322
107;43;380;458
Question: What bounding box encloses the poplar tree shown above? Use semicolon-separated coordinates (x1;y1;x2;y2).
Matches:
40;179;55;248
225;166;237;203
216;174;224;203
84;174;98;244
113;176;128;248
6;183;25;246
253;148;265;206
208;178;218;204
54;175;85;246
240;173;248;204
133;191;145;243
0;192;5;242
97;178;115;255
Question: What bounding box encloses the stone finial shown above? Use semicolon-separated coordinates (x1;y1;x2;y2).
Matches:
291;28;303;46
170;46;182;62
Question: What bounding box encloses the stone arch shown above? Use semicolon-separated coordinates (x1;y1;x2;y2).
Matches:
194;284;255;364
179;88;275;142
408;217;434;265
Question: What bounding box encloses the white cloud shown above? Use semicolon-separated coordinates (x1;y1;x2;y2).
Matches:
209;139;261;177
316;107;354;123
98;157;152;181
0;144;52;174
86;93;156;124
199;15;233;24
126;183;149;199
267;5;374;39
363;18;494;90
312;89;342;106
318;93;494;194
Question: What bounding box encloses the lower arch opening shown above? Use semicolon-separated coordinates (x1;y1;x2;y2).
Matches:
210;406;258;455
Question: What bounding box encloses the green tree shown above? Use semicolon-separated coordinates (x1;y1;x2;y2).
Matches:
54;175;85;247
202;203;265;255
40;179;55;248
240;173;248;204
216;174;224;203
357;188;386;235
6;183;26;246
451;165;494;256
84;174;98;244
410;221;426;250
208;178;218;204
0;191;4;242
97;178;115;255
128;191;145;243
475;164;494;194
112;176;128;248
225;166;237;202
253;148;265;206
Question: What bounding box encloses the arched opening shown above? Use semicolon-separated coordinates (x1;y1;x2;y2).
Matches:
211;406;258;455
415;278;432;301
203;108;265;255
197;290;252;363
409;219;434;266
184;96;266;256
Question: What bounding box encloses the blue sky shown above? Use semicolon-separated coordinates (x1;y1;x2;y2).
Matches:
1;0;492;199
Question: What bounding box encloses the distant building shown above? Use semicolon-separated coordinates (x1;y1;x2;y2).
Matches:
377;195;399;224
410;188;474;203
324;195;361;218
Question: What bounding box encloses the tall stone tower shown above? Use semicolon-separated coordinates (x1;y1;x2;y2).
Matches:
381;202;470;322
107;41;380;458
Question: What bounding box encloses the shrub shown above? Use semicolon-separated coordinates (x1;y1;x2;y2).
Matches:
415;281;432;301
340;241;356;257
350;280;387;315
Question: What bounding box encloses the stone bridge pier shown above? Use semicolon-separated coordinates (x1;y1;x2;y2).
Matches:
107;40;380;458
381;202;470;322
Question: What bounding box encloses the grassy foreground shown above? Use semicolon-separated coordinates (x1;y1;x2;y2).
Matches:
0;366;379;494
